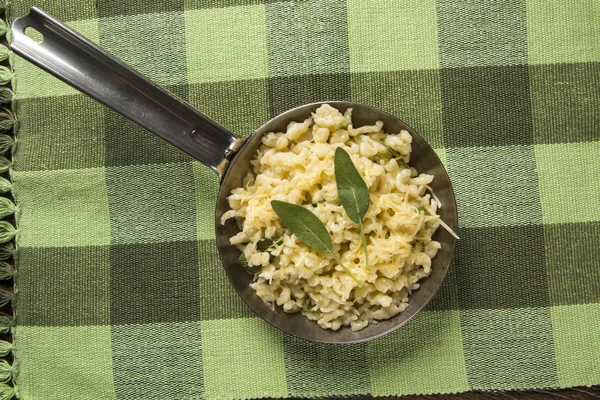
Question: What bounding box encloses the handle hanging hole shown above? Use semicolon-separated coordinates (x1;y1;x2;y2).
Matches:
24;27;43;43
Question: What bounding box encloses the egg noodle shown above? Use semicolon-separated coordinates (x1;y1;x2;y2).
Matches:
221;104;452;331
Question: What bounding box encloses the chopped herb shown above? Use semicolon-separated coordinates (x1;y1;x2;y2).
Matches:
375;140;409;168
236;253;250;269
247;264;262;274
237;237;283;275
258;236;283;263
417;206;429;215
395;157;409;169
237;252;248;268
257;236;283;252
236;253;261;275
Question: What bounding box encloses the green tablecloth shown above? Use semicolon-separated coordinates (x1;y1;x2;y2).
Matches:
7;0;600;399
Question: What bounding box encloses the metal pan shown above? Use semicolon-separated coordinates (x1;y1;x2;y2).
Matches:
11;7;458;343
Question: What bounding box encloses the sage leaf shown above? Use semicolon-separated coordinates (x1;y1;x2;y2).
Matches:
334;147;370;269
334;147;369;224
271;200;363;286
271;200;332;252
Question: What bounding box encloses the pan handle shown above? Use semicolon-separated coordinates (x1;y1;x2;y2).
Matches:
10;7;243;176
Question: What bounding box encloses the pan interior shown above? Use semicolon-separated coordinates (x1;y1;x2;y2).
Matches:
215;101;457;344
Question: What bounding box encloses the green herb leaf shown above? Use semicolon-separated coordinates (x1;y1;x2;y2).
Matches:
395;157;409;169
376;140;409;168
247;264;262;275
236;253;261;275
334;147;371;269
257;236;282;252
271;200;332;252
334;147;370;225
237;252;249;268
271;200;363;286
257;236;282;263
417;206;429;215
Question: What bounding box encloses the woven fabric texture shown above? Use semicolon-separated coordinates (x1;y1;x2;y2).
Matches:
8;0;600;399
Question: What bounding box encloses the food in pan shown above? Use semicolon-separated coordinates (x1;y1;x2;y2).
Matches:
221;104;456;331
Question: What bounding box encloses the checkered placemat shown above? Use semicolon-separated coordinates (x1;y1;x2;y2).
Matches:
7;0;600;399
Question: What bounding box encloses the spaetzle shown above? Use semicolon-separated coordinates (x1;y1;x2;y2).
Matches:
221;104;445;331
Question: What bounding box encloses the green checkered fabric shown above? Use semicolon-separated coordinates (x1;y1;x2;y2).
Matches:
8;0;600;399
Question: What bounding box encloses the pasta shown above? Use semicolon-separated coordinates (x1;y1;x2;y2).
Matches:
221;104;446;331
